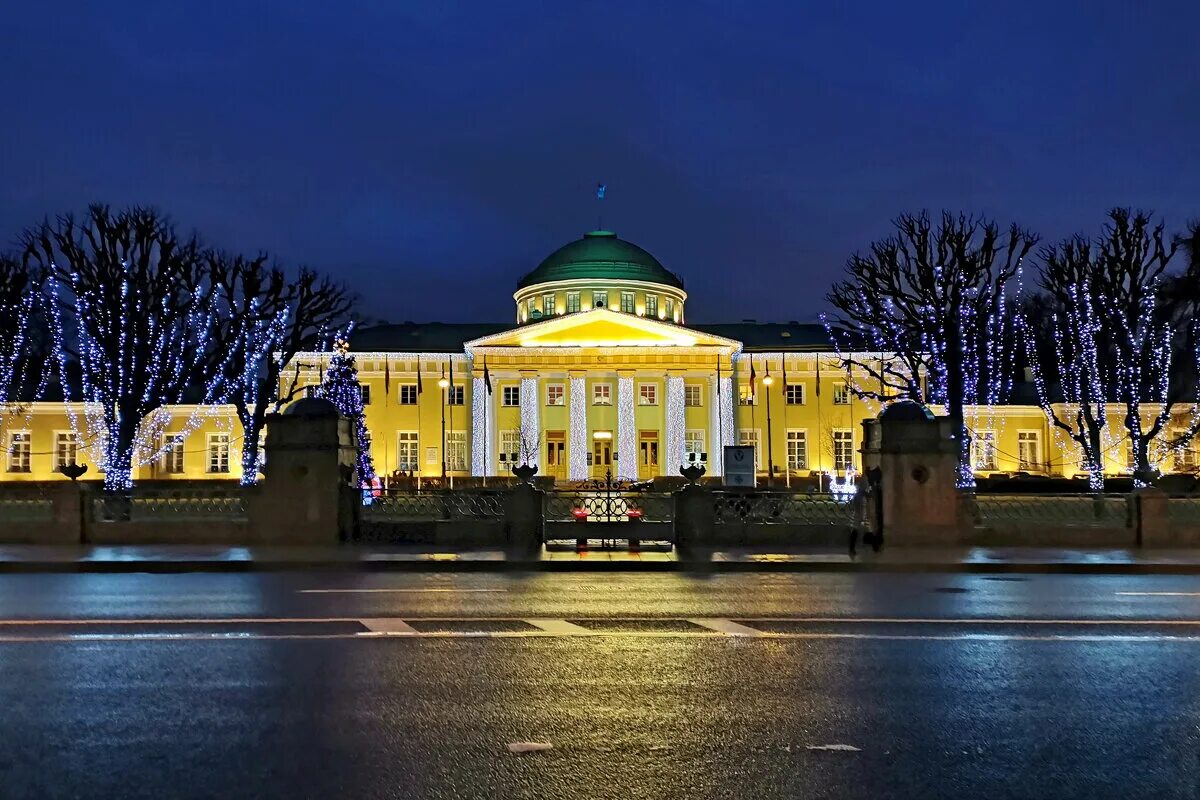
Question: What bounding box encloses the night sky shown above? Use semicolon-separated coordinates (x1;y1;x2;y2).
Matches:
2;2;1196;325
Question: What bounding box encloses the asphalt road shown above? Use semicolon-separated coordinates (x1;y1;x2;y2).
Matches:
0;572;1198;799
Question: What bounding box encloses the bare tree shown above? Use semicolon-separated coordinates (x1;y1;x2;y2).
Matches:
24;206;228;491
0;254;44;406
823;211;1037;485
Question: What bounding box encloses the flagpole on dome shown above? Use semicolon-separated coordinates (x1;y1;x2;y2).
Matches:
595;182;606;231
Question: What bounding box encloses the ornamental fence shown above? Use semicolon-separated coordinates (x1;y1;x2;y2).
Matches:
0;490;54;523
91;487;248;523
362;490;506;521
544;490;673;523
965;493;1131;530
711;491;852;526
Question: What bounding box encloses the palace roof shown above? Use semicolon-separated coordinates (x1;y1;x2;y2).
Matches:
515;230;685;291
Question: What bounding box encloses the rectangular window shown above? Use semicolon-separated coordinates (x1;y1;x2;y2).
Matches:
786;430;808;471
499;430;521;465
396;432;419;473
398;384;418;405
638;383;658;406
207;433;231;474
738;384;755;406
833;383;851;405
542;293;556;316
502;385;520;407
304;384;321;399
566;291;581;313
684;430;706;462
665;297;675;320
526;297;537;318
55;432;79;471
7;432;31;473
1176;441;1199;471
592;383;611;405
446;431;467;472
592;290;608;309
833;429;854;472
738;430;761;469
358;383;371;405
785;383;806;405
447;385;465;406
1017;431;1042;471
684;384;702;407
645;295;658;318
972;430;998;472
620;291;635;313
160;433;185;474
546;384;565;406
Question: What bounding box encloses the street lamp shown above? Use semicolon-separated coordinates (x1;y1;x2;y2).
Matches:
763;369;775;487
438;376;449;479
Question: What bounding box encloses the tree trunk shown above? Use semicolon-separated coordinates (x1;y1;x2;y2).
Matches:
103;409;141;493
237;404;266;486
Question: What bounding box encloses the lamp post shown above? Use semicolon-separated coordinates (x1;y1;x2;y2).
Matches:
438;374;449;480
763;370;775;488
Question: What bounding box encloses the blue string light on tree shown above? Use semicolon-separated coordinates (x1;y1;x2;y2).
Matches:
317;337;376;487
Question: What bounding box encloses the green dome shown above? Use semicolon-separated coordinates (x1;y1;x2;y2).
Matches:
517;231;684;290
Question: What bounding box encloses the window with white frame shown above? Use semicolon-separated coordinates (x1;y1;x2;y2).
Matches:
1175;441;1199;471
447;385;465;406
972;430;998;472
684;384;702;407
398;384;418;405
1017;430;1041;471
542;293;556;316
620;291;635;313
499;430;521;465
786;430;808;471
592;383;611;405
446;431;467;472
546;384;565;406
566;291;581;313
665;297;675;320
160;433;186;474
593;290;608;309
645;295;658;318
7;432;31;473
832;383;851;405
526;297;537;318
304;384;321;399
54;431;79;471
832;429;854;472
684;430;706;462
738;384;755;406
396;432;419;472
784;383;805;405
738;429;761;469
358;383;371;405
502;385;520;407
638;383;658;405
207;433;231;473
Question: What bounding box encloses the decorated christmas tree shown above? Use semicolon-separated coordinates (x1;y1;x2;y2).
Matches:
320;338;376;486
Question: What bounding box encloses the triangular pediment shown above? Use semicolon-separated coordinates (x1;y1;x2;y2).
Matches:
465;308;740;351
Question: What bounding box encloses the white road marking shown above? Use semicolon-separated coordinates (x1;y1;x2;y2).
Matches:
299;588;507;594
524;619;594;635
806;744;861;752
1116;592;1200;597
358;618;419;634
507;742;553;753
735;617;1200;626
689;618;765;636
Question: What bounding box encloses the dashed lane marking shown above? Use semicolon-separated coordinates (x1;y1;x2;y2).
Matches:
359;618;419;634
689;618;765;636
1116;592;1200;597
299;589;508;594
524;619;594;635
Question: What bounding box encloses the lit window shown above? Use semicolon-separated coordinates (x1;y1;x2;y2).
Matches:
620;291;635;313
684;385;702;407
593;383;611;405
786;430;808;471
638;383;658;406
738;430;760;469
833;383;851;405
396;432;419;472
593;290;608;309
645;295;658;318
1175;441;1199;471
447;385;465;406
785;383;806;405
398;384;418;405
542;293;556;316
446;431;467;472
160;433;185;474
546;384;565;406
7;432;31;473
566;291;581;313
207;433;231;474
499;430;521;466
359;383;370;405
833;429;854;472
738;384;756;406
526;297;537;318
55;432;79;471
304;385;321;399
665;298;675;320
972;430;997;472
684;430;705;462
502;385;520;407
1017;431;1041;471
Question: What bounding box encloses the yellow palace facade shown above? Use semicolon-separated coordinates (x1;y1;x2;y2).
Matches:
2;229;1198;484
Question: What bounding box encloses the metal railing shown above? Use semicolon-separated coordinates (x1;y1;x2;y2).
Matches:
363;491;506;521
1166;497;1200;525
711;491;851;526
92;488;247;522
544;491;673;523
968;493;1129;529
0;491;54;523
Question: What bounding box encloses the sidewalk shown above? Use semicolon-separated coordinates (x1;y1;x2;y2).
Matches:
2;543;1200;573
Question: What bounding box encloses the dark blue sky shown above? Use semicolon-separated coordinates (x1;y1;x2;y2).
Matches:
2;2;1197;324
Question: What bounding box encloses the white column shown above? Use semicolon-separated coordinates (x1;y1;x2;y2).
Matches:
616;375;636;480
664;375;685;476
519;376;539;467
471;376;488;477
709;374;734;475
568;375;588;480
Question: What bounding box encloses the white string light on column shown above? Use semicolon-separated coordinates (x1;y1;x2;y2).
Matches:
665;376;685;476
569;376;588;480
471;376;487;476
616;376;636;480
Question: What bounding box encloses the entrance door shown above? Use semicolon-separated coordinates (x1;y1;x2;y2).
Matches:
638;431;659;481
545;431;566;482
591;435;613;479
